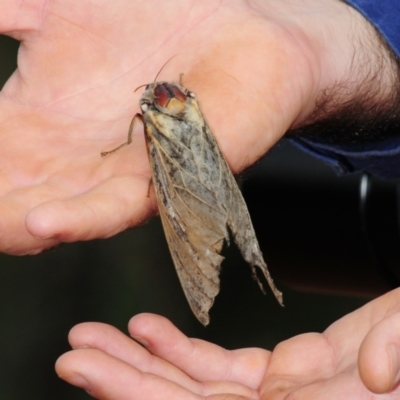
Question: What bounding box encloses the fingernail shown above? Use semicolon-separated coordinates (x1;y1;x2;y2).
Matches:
388;344;400;389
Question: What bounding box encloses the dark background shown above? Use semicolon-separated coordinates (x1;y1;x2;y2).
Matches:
0;34;399;399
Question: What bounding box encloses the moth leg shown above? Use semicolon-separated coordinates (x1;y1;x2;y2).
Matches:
101;113;144;157
179;73;184;86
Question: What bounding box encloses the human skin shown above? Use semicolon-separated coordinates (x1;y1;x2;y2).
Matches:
56;288;400;399
0;0;396;254
1;0;398;398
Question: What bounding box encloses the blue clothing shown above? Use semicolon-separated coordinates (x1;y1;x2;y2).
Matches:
292;136;400;179
347;0;400;56
290;1;400;179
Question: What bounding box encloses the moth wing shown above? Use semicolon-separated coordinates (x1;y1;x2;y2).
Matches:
158;204;220;326
224;166;284;305
146;120;230;326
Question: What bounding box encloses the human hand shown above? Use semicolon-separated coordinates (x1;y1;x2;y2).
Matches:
56;288;400;399
0;0;394;254
56;313;271;400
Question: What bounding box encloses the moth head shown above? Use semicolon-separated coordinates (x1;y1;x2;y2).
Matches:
140;99;151;113
150;82;193;116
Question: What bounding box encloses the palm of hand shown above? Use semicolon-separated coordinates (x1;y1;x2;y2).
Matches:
0;0;301;254
56;289;400;399
262;289;400;399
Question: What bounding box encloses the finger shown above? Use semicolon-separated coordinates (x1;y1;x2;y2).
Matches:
358;310;400;393
67;322;203;393
129;313;271;389
25;175;157;242
0;0;42;36
0;184;64;254
69;321;259;399
55;348;202;400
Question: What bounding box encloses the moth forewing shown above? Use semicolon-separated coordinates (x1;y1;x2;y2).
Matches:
143;107;228;326
102;80;283;325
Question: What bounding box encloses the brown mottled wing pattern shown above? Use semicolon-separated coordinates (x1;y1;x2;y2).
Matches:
143;108;229;325
141;83;282;325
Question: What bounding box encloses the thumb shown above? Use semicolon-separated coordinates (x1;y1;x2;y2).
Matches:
358;311;400;393
0;0;43;38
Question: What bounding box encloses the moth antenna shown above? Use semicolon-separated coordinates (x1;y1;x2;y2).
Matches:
153;54;178;82
134;55;178;92
134;83;149;93
179;73;184;85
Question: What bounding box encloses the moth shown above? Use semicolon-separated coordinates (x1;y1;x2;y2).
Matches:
102;77;283;326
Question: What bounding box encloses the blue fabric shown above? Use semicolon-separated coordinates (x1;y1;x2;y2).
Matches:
290;1;400;179
291;136;400;179
346;0;400;57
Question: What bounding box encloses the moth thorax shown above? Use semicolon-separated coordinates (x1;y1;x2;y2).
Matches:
166;97;186;114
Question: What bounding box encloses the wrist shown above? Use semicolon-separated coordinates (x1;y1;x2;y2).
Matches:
253;0;398;129
183;1;357;168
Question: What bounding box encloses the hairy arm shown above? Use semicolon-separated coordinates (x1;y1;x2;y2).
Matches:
287;0;400;143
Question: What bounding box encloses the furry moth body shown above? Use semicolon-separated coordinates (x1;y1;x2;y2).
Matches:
103;80;283;326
